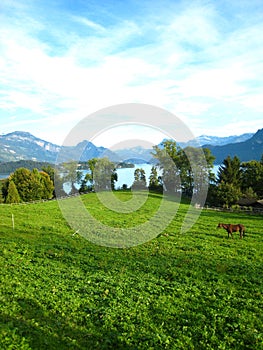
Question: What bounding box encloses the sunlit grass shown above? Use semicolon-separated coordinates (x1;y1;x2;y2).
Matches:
0;192;262;349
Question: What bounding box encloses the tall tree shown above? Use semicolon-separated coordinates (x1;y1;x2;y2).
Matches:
241;160;263;197
62;161;82;194
42;165;55;183
31;168;43;200
5;180;21;204
217;155;242;188
152;140;181;192
10;167;34;202
152;140;214;195
92;158;117;191
148;166;162;192
83;158;98;191
214;155;243;207
43;165;64;197
180;147;215;196
39;171;54;199
132;168;147;189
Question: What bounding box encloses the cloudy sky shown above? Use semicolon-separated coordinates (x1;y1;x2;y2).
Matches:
1;0;262;147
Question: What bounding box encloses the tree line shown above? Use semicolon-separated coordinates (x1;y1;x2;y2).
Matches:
1;166;54;203
0;160;53;173
208;155;263;207
1;140;263;206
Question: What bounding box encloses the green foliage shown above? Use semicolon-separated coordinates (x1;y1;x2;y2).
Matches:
61;161;81;194
180;147;215;196
80;158;118;192
10;167;33;201
217;156;242;188
213;156;263;207
241;160;263;197
5;180;21;204
2;168;54;202
39;171;54;199
41;165;55;183
241;187;258;201
0;193;262;349
152;141;214;195
132;168;147;189
216;182;242;207
148;166;162;192
152;140;181;192
93;158;118;191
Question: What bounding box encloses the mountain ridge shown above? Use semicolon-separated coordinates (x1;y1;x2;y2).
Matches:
179;133;253;147
203;128;263;164
0;129;262;164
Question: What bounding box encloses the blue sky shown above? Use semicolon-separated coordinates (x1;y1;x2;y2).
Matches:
1;0;263;147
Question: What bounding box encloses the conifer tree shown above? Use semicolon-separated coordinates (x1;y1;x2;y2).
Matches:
5;180;21;204
217;155;242;187
132;168;147;189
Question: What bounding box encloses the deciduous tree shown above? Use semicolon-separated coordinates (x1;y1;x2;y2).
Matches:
148;166;162;192
132;168;147;189
92;158;117;191
2;167;54;202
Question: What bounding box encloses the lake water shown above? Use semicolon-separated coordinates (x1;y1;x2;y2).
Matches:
114;164;220;188
115;164;156;188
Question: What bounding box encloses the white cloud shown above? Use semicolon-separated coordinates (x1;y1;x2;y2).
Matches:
213;119;263;137
92;124;167;149
239;94;263;111
0;0;262;145
71;15;106;32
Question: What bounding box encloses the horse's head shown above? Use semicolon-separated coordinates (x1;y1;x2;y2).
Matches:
217;223;223;229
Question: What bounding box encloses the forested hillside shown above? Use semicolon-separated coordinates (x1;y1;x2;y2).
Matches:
204;129;263;164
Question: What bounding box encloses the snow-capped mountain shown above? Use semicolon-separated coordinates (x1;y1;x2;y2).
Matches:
204;129;263;164
0;131;61;162
0;131;119;163
178;133;253;147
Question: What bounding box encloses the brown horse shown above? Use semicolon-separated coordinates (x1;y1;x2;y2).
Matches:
217;223;245;239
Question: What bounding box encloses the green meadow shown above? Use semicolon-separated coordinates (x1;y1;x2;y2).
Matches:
0;192;262;349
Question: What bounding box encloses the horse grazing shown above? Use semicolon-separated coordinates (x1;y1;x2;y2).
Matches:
217;223;245;239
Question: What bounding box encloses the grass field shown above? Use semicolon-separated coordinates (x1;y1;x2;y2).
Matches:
0;191;262;349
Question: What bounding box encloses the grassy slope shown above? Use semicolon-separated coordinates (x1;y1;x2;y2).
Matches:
0;192;262;349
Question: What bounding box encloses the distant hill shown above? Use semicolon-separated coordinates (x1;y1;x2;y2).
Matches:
56;140;120;163
114;146;153;163
0;160;53;174
203;128;263;164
